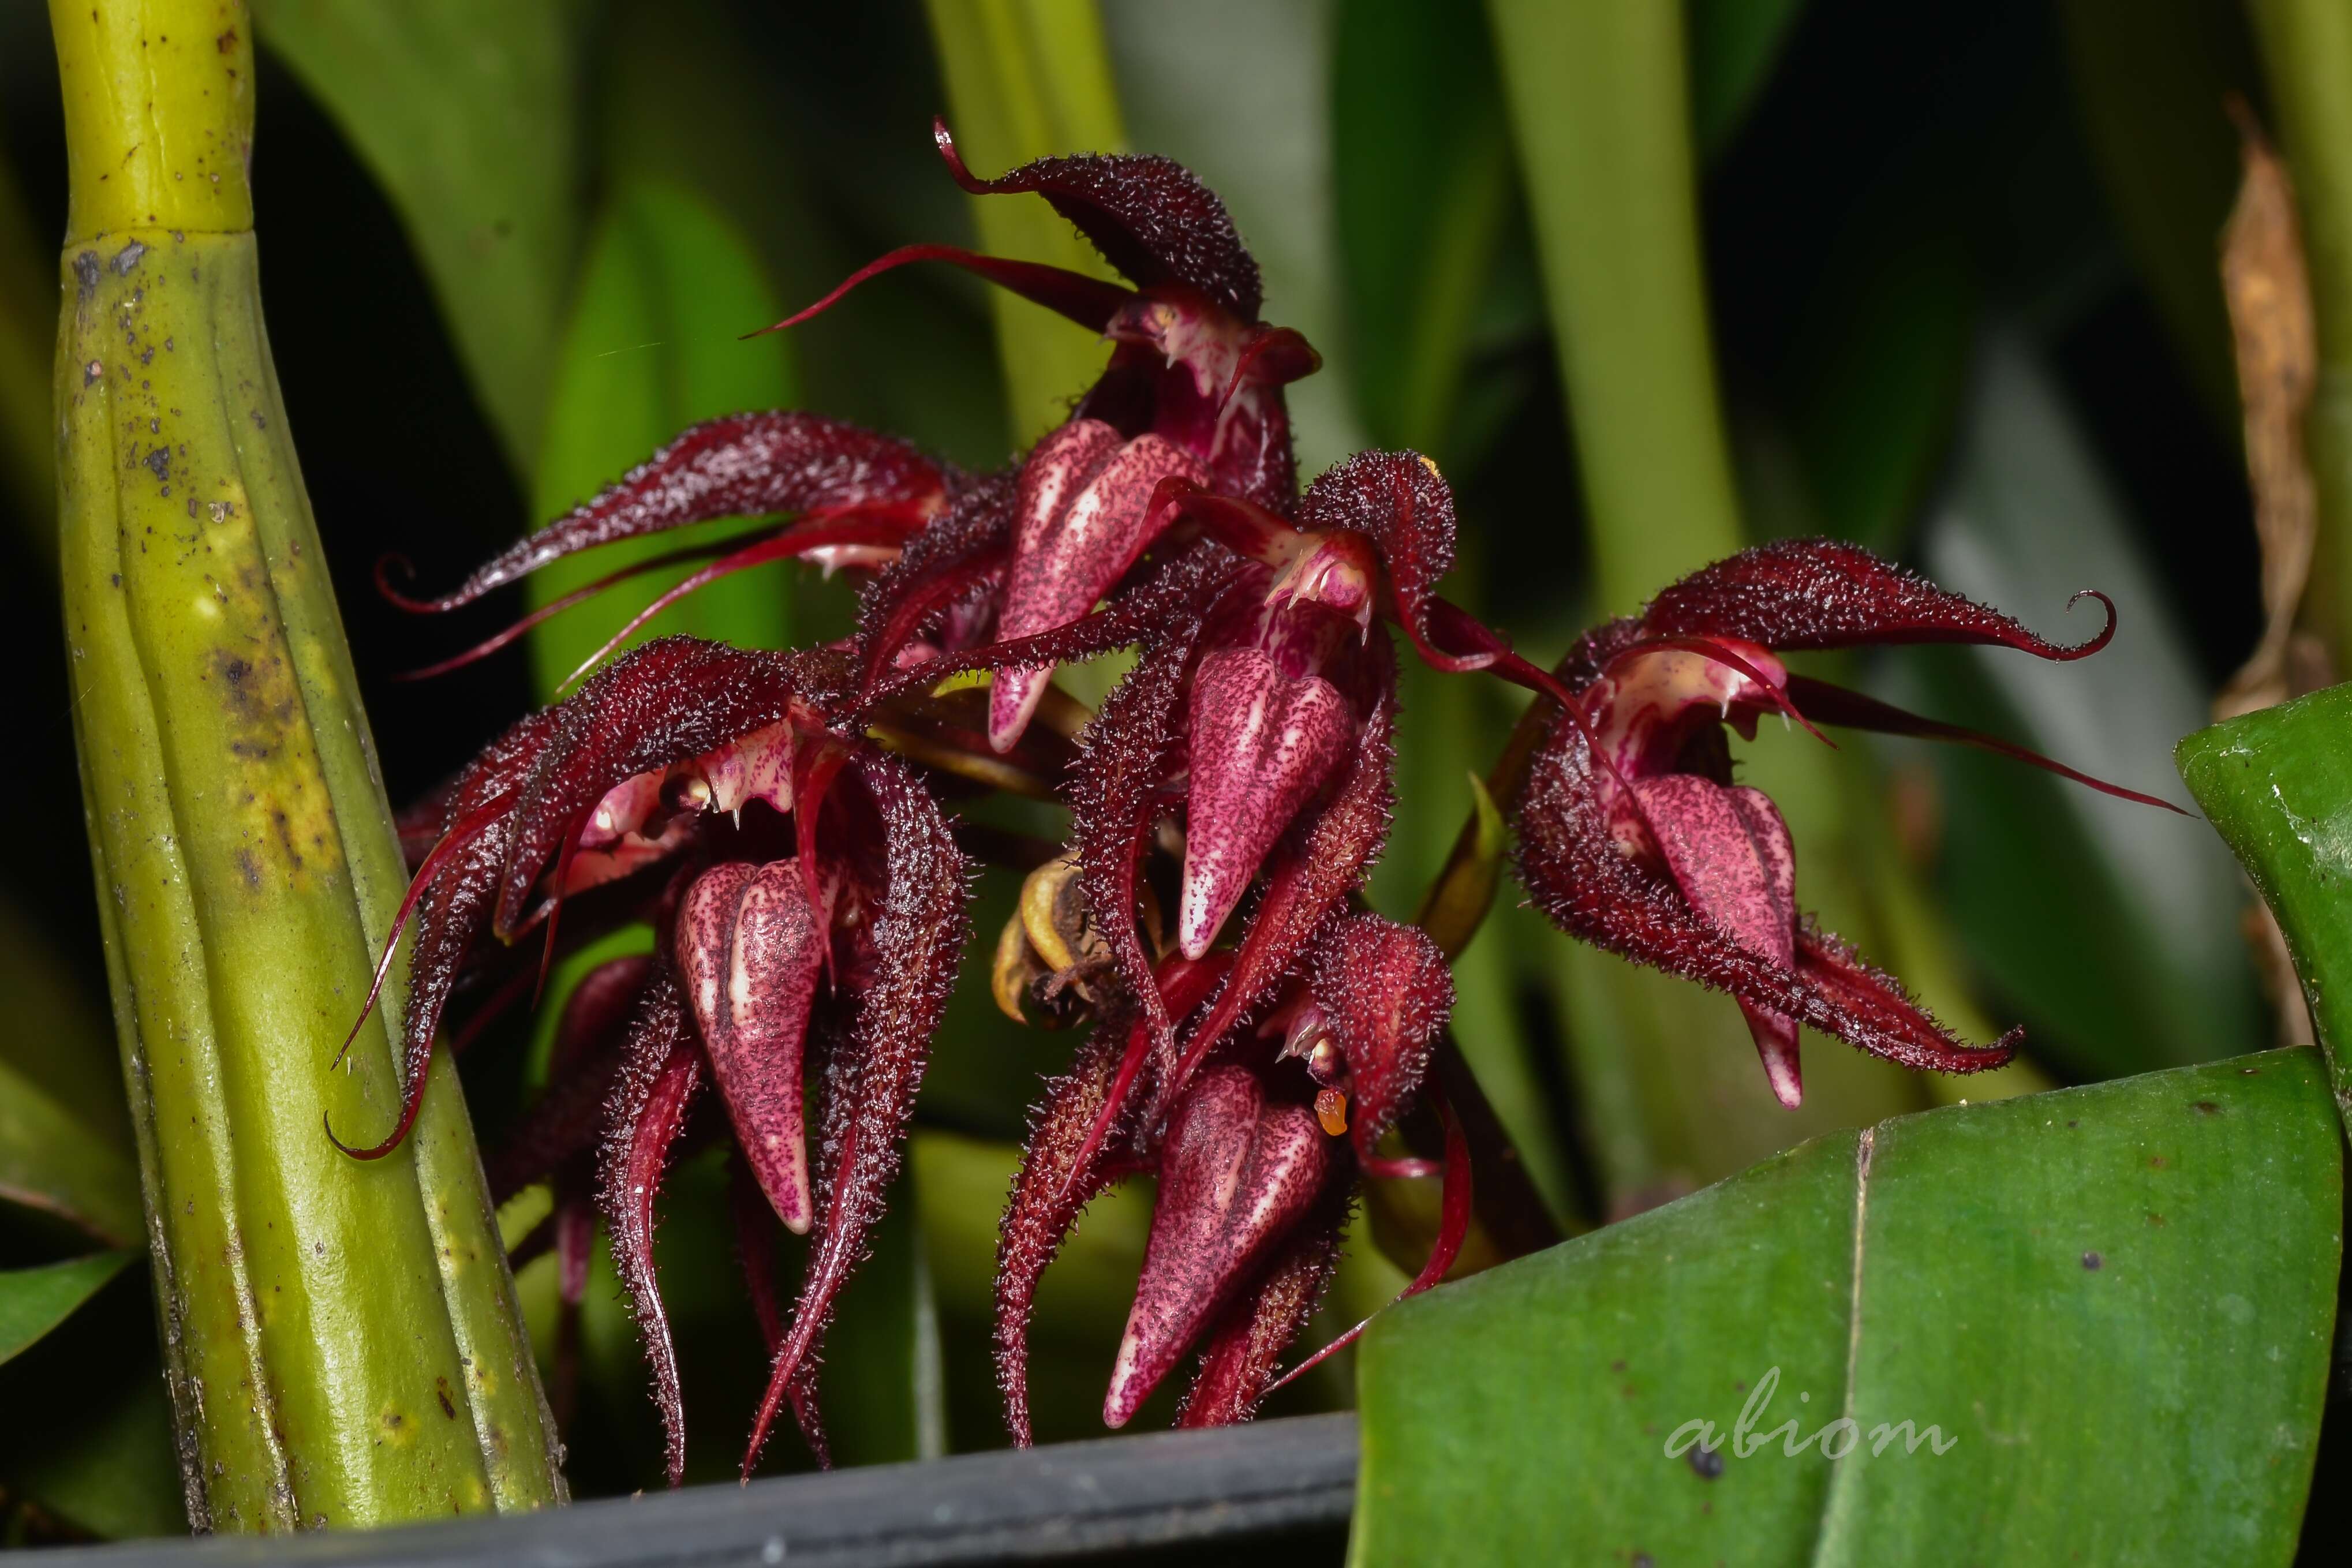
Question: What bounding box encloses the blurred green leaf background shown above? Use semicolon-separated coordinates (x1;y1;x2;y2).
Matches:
0;0;2304;1541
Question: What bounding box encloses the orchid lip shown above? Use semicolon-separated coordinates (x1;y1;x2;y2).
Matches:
1176;648;1357;960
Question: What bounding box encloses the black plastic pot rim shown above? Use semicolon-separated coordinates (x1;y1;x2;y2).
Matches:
49;1412;1361;1567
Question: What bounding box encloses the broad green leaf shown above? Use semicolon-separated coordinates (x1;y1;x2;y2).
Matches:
3;1368;182;1539
252;0;586;473
588;0;1004;473
0;1058;140;1249
1485;0;1745;615
525;181;799;700
1889;334;2258;1078
0;1251;132;1365
2058;0;2263;435
1330;0;1521;466
1688;0;1807;160
0;1257;183;1539
1773;234;1977;553
0;897;133;1154
2181;682;2352;1113
1355;1050;2340;1565
922;0;1127;446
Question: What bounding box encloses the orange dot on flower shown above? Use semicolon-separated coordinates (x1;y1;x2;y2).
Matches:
1314;1087;1348;1138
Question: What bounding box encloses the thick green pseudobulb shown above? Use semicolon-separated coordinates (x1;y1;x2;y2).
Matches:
54;0;563;1530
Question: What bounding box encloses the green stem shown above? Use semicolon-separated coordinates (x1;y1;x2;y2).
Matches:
922;0;1127;447
1483;0;1745;613
53;0;562;1526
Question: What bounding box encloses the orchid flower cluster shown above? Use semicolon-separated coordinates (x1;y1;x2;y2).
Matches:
338;124;2165;1484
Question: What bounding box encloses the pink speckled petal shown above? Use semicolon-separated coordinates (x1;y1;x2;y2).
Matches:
1632;774;1804;1107
990;432;1208;751
676;860;828;1232
1102;1065;1334;1428
1177;648;1355;959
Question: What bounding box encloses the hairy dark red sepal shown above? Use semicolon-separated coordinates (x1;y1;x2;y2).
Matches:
994;1023;1134;1447
1176;1185;1350;1428
745;753;969;1475
1640;537;2115;658
331;710;560;1161
763;243;1135;338
934;118;1263;322
1515;715;2016;1077
1782;675;2185;812
495;638;822;936
1308;914;1452;1163
1297;451;1468;669
383;413;946;612
1065;597;1222;1063
855;472;1017;693
595;974;704;1489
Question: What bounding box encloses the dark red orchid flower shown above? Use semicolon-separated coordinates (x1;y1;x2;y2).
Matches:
994;911;1464;1440
1513;537;2182;1107
338;121;2173;1484
336;129;1416;1476
334;638;969;1484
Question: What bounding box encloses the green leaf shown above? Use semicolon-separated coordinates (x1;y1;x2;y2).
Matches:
586;0;1004;473
2180;682;2352;1116
0;1256;184;1539
0;897;133;1155
1485;0;1745;615
525;181;799;700
1355;1050;2339;1564
1688;0;1807;160
921;0;1127;446
1330;0;1517;463
251;0;586;474
1772;233;1977;553
2058;0;2261;435
0;1058;141;1249
0;1251;132;1366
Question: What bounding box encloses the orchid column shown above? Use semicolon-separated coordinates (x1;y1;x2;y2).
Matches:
51;0;563;1528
